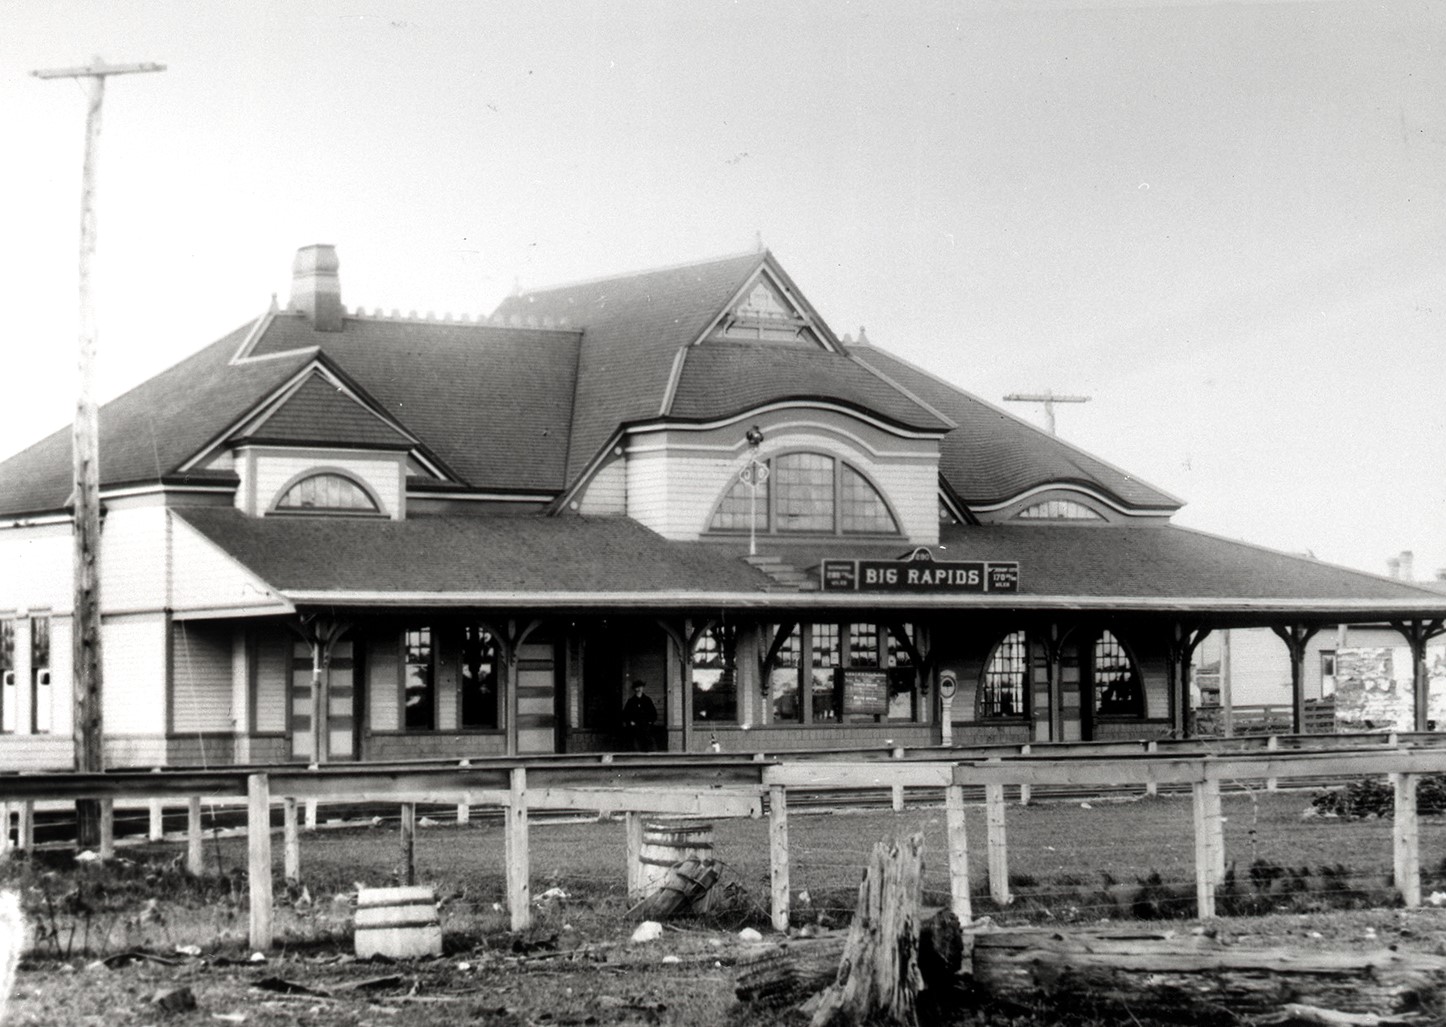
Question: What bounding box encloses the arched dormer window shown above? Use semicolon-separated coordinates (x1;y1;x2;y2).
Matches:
979;631;1029;720
1093;631;1144;717
271;470;382;516
707;452;899;536
1015;499;1104;521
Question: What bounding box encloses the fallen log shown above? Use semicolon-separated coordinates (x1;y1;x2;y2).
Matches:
735;909;964;1011
972;928;1446;1024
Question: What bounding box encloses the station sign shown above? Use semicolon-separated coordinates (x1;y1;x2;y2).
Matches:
820;549;1019;594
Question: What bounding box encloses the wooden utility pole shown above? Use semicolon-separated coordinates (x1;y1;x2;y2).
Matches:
33;58;165;847
1003;389;1090;436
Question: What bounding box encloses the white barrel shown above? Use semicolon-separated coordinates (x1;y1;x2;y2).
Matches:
637;819;714;898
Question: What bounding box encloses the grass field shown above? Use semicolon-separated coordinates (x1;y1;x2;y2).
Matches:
5;787;1446;1024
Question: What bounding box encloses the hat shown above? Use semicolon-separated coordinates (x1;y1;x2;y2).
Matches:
631;679;646;690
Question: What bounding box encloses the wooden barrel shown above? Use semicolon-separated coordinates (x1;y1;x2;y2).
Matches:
354;885;443;959
638;819;715;899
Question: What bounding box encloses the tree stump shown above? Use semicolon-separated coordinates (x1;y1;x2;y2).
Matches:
809;832;926;1027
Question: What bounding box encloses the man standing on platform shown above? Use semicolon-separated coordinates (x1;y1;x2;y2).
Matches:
621;679;657;751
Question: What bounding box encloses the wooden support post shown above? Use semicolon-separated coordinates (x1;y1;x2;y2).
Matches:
1270;623;1320;735
98;798;114;860
1145;740;1159;797
945;783;972;924
1205;776;1225;883
399;802;417;887
247;773;273;951
16;802;32;852
1192;779;1219;918
282;798;300;882
304;798;317;831
457;761;471;824
187;797;204;876
1019;744;1032;805
985;782;1010;906
506;768;530;931
1266;735;1279;791
891;746;905;812
769;784;790;932
625;811;645;900
149;768;164;841
0;802;10;858
1395;772;1421;907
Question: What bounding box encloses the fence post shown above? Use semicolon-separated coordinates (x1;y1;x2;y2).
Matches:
0;801;10;859
457;759;471;824
149;768;164;841
247;773;273;951
400;802;417;887
506;768;531;931
891;747;905;812
625;811;645;900
304;798;317;832
1145;740;1158;798
985;781;1010;905
769;784;790;932
1018;744;1032;806
283;797;300;881
187;796;204;875
1266;735;1279;792
1394;772;1421;907
1192;776;1219;918
17;801;33;851
945;783;972;924
99;798;114;860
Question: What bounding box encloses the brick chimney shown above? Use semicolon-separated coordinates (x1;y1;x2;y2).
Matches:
1399;550;1415;582
289;244;343;331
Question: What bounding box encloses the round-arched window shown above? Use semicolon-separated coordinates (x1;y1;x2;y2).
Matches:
1094;631;1143;717
273;472;381;515
707;451;899;536
979;631;1029;719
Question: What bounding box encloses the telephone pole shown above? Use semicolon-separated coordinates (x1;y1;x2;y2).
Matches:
33;57;165;848
1003;389;1091;436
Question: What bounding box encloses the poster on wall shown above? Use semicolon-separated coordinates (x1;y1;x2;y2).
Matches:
842;669;889;716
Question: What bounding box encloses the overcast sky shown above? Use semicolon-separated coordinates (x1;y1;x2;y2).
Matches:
3;0;1443;579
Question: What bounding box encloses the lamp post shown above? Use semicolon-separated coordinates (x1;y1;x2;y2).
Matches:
741;425;767;557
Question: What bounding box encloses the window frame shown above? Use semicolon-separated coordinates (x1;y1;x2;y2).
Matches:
0;619;14;734
269;468;386;518
762;622;923;726
1092;630;1145;719
401;627;436;732
459;625;502;731
690;623;739;725
979;631;1030;721
30;616;50;734
705;450;902;538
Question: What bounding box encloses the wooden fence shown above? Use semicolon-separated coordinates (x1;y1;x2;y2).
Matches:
3;740;1446;950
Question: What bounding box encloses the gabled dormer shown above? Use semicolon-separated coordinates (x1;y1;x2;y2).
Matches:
697;258;840;351
180;356;456;521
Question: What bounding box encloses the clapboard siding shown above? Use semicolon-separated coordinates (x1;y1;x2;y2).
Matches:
577;457;626;515
103;615;168;735
100;508;168;612
241;448;404;519
172;621;233;733
0;522;71;614
368;636;401;732
254;628;290;734
170;515;286;615
625;412;939;543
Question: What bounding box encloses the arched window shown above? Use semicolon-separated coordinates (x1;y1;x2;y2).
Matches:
1015;499;1103;521
980;631;1029;719
1094;631;1143;717
707;452;899;536
273;471;381;515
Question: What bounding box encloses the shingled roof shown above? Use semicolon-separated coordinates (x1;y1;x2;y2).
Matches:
247;313;581;491
175;507;777;599
494;251;768;484
849;344;1181;513
0;323;315;516
669;342;951;432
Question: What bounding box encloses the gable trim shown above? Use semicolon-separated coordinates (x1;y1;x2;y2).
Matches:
686;257;842;358
628;400;951;442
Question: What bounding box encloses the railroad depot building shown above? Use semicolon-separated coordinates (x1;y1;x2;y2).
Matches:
2;244;1445;770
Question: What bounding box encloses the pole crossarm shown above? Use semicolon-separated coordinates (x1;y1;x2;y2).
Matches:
33;61;166;80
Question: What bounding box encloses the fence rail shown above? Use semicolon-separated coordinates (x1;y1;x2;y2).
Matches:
3;740;1445;950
